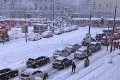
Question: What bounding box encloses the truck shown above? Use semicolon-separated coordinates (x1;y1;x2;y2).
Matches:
0;29;9;42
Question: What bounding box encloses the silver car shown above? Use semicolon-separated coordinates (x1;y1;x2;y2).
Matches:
74;47;92;59
53;49;70;58
19;68;48;80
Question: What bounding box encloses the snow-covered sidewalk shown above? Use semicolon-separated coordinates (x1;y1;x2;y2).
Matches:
66;49;120;80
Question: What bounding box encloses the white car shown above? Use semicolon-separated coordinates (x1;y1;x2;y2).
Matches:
19;68;48;80
42;31;53;38
54;29;62;35
28;34;42;41
74;47;92;59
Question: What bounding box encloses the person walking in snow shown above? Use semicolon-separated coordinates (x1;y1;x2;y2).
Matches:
118;42;120;49
71;62;76;73
113;41;116;50
84;57;90;68
116;41;119;49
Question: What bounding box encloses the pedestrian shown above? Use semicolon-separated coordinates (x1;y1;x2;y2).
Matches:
1;35;5;44
116;41;119;49
71;62;76;74
119;43;120;49
84;57;90;68
113;41;116;50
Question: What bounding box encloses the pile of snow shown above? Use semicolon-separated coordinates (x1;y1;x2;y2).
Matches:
8;27;34;40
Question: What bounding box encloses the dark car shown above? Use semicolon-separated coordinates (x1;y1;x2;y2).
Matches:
74;47;92;59
82;38;96;46
26;56;50;68
101;37;110;46
89;42;101;53
64;44;81;53
0;68;18;80
52;57;72;70
96;33;106;41
19;68;48;80
103;30;112;36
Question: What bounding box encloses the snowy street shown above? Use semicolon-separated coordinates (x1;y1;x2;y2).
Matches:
0;26;119;80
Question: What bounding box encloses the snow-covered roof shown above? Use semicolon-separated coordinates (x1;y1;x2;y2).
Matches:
56;56;66;60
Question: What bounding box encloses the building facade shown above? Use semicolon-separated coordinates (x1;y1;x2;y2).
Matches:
79;0;120;18
0;0;76;20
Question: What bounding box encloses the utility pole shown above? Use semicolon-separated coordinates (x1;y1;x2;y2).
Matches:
84;10;91;68
110;1;117;53
24;4;27;42
53;0;55;26
109;0;117;63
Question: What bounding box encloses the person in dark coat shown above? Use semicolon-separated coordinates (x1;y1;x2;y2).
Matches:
113;41;116;50
71;62;76;73
84;57;90;68
1;35;5;44
116;41;119;49
119;42;120;49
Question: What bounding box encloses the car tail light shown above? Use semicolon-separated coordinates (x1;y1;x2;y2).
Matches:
80;54;82;56
32;61;36;64
26;78;30;80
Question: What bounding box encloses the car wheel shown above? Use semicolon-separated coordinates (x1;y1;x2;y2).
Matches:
33;39;35;41
43;74;48;80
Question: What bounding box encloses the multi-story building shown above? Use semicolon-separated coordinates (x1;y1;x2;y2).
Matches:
0;0;76;20
79;0;120;18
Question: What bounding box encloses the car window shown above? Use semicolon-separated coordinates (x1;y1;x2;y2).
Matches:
21;73;30;77
32;71;42;75
54;60;62;63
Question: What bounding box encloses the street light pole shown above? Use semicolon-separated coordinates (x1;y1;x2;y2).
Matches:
24;3;27;42
84;10;91;68
110;1;117;53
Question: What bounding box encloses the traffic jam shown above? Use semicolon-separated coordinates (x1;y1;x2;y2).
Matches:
0;26;120;80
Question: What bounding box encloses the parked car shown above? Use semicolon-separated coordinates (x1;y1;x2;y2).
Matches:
101;36;110;46
19;68;48;80
89;42;101;53
72;44;81;51
82;38;96;46
53;49;70;58
103;29;112;36
74;47;92;59
28;34;42;41
42;31;53;38
54;29;63;35
96;33;106;41
64;44;81;53
113;33;120;40
0;68;18;80
52;57;72;70
26;56;50;68
64;45;76;53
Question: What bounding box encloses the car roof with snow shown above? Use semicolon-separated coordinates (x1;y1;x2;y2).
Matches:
56;56;67;60
91;42;99;44
22;68;44;74
77;47;86;51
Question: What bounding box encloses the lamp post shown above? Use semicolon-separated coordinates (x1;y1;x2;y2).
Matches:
84;10;91;68
109;1;117;63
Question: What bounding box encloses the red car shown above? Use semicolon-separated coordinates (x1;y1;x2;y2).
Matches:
113;33;120;40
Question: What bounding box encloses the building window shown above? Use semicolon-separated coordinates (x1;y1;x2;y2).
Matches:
93;1;96;7
110;2;112;8
35;4;37;10
45;5;47;10
50;5;52;10
99;3;101;7
11;3;14;9
106;4;108;7
40;6;42;10
12;14;15;18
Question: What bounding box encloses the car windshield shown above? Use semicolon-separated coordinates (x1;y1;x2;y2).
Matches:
21;73;30;77
54;60;62;63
